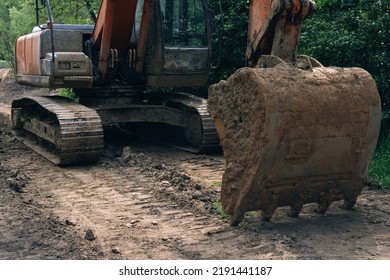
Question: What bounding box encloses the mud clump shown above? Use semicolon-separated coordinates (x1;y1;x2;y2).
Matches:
119;146;218;214
85;229;97;241
208;65;381;225
0;163;29;193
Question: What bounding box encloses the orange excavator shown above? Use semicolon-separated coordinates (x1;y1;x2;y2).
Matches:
12;0;381;225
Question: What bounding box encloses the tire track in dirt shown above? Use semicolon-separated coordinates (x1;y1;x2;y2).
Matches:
1;102;390;260
0;142;104;259
0;120;300;259
0;156;236;259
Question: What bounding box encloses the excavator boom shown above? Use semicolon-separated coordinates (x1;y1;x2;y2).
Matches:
93;0;154;78
246;0;316;65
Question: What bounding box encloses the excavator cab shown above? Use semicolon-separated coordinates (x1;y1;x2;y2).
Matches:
143;0;212;87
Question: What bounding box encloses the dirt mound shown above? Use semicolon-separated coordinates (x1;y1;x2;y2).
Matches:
0;70;50;105
0;117;28;192
208;65;381;225
119;146;218;215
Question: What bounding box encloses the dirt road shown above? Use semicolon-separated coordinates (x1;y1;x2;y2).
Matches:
0;76;389;259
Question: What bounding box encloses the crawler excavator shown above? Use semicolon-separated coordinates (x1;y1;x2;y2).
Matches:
12;0;219;164
12;0;381;225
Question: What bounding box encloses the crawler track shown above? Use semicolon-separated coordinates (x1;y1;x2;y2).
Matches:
11;93;219;165
164;92;220;153
11;96;104;165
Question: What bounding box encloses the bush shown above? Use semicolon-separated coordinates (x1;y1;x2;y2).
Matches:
58;88;78;102
300;0;390;117
368;132;390;189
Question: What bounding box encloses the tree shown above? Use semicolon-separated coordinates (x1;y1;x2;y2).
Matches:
0;0;20;69
207;0;389;122
299;0;389;114
208;0;249;83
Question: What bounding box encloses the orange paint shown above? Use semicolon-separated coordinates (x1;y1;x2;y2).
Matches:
292;0;301;14
15;32;42;76
248;0;272;44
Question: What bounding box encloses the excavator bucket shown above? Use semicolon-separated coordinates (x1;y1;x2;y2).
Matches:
208;57;381;225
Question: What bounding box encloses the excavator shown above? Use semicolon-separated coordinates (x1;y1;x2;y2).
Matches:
12;0;381;225
12;0;219;164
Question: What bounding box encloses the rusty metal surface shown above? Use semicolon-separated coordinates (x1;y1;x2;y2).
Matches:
93;0;139;78
135;0;155;74
92;0;139;50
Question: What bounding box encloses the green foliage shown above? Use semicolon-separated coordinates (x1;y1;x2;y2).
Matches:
0;0;100;70
299;0;390;114
369;113;390;189
207;0;389;117
210;180;222;188
47;0;100;24
10;1;37;38
58;88;78;102
213;200;230;221
208;0;249;83
0;60;9;68
0;0;18;70
368;132;390;189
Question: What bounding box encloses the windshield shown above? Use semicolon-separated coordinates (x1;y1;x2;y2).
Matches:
160;0;207;47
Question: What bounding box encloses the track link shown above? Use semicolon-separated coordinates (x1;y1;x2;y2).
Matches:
11;96;104;165
164;92;220;153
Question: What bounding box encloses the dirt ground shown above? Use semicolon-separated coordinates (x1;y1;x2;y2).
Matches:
0;71;389;260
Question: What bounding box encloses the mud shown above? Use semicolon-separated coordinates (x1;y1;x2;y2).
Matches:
0;73;389;260
208;65;381;225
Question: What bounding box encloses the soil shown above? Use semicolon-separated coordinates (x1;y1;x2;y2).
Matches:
0;72;389;260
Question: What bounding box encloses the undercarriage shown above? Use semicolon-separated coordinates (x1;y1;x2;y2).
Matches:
11;90;220;165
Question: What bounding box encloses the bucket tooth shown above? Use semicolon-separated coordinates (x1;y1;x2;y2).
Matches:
261;206;276;222
315;202;331;215
288;203;303;218
341;198;357;211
